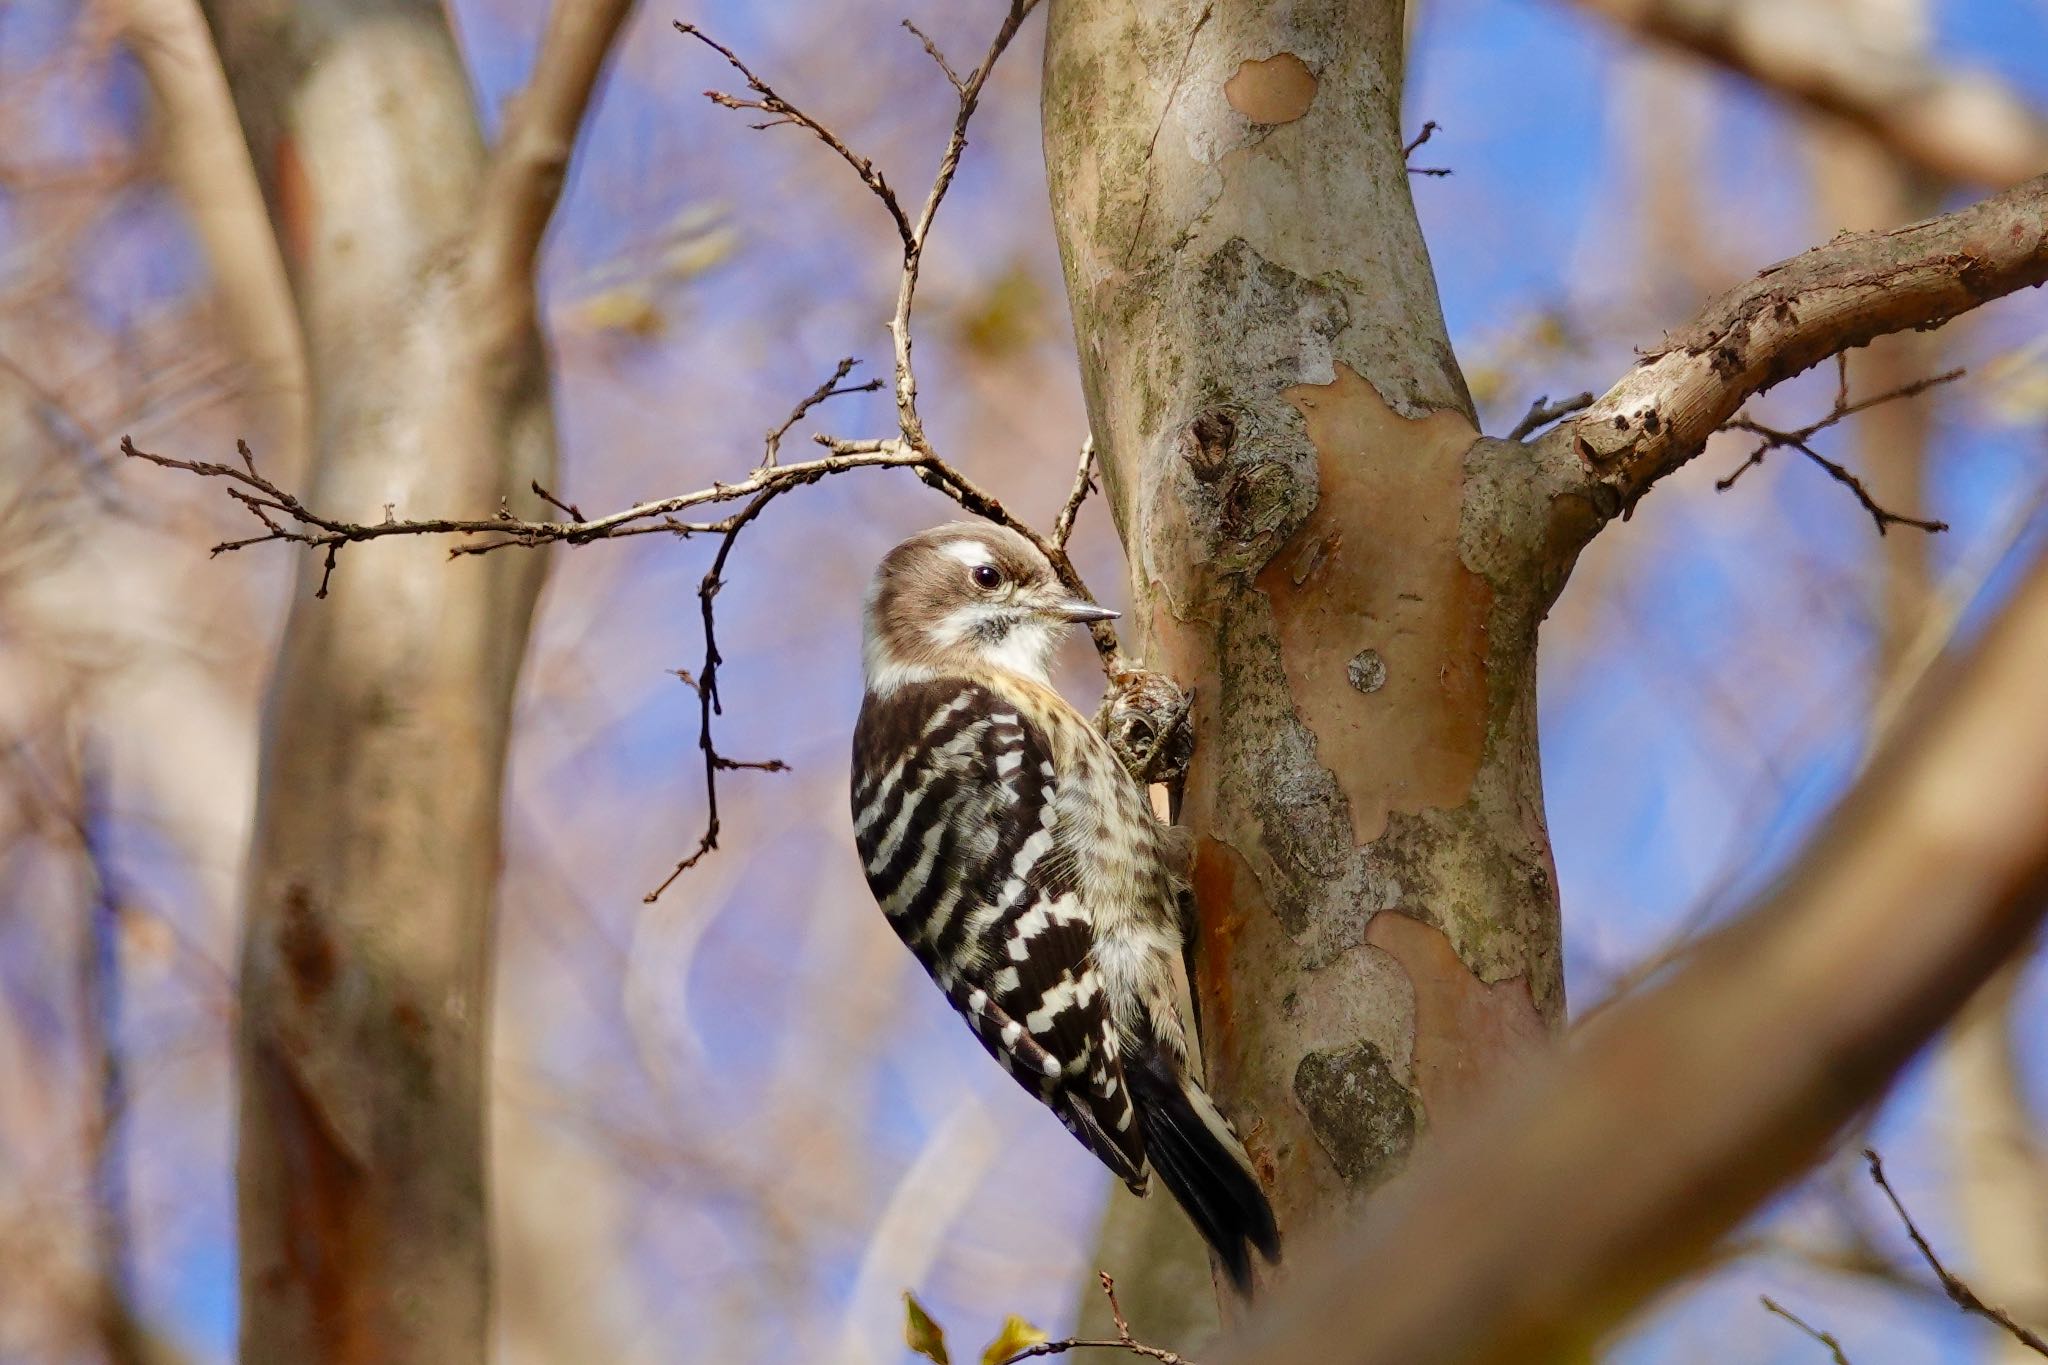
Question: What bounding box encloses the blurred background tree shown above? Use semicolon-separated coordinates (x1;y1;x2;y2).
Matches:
0;1;2044;1363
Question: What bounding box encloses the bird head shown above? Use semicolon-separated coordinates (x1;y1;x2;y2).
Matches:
862;522;1117;693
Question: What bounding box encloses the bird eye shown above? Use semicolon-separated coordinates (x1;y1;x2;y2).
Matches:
971;564;1002;591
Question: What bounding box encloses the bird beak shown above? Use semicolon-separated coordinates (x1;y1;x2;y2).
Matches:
1048;598;1120;624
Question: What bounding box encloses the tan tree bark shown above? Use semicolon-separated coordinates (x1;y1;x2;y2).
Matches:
1044;0;1565;1276
1219;534;2048;1362
191;2;630;1359
1044;0;2048;1333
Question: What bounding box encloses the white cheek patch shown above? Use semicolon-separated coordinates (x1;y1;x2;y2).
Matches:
980;620;1058;683
931;603;992;647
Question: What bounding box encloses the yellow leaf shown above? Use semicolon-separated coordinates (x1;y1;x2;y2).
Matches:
568;286;665;338
904;1291;951;1364
981;1314;1049;1364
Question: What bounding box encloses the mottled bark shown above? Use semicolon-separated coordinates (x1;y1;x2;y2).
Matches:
1044;0;1566;1267
195;1;625;1359
1221;540;2048;1365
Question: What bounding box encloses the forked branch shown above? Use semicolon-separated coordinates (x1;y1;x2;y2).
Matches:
1714;356;1961;535
120;0;1104;901
1537;171;2048;556
994;1274;1194;1364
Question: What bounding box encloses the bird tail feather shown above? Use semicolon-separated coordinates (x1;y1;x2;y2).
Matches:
1128;1047;1281;1291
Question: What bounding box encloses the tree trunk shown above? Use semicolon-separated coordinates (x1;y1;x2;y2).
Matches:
199;3;560;1358
1043;0;1565;1272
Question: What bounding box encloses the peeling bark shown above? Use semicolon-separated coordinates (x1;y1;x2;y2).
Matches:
1043;0;1566;1270
1221;541;2048;1364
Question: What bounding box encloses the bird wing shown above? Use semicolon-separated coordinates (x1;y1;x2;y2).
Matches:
852;678;1146;1188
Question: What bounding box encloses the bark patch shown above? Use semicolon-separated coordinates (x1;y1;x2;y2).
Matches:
1365;910;1549;1125
1262;362;1489;845
1224;53;1318;125
1293;1040;1415;1186
280;883;337;1003
1191;834;1264;1051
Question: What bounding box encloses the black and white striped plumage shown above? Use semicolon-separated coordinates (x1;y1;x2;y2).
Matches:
851;522;1279;1288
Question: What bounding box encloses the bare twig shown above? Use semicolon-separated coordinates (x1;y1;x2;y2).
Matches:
126;0;1121;899
996;1273;1194;1363
1864;1148;2048;1357
1403;120;1450;176
883;0;1039;461
1715;361;1962;535
529;480;584;521
1544;172;2048;550
901;20;966;94
763;356;881;467
674;20;915;252
1050;437;1097;552
1761;1296;1854;1365
643;488;790;903
1507;390;1594;441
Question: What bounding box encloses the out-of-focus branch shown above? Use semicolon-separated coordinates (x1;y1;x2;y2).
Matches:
1761;1296;1854;1365
1219;541;2048;1364
1865;1149;2048;1356
1565;0;2048;189
471;0;637;346
107;0;306;460
1540;172;2048;554
1940;965;2048;1365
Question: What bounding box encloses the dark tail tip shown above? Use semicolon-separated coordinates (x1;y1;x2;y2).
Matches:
1129;1054;1280;1292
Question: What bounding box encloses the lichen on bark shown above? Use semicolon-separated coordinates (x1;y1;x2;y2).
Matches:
1045;0;1566;1274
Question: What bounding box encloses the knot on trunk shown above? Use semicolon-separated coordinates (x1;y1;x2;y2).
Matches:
1094;668;1195;787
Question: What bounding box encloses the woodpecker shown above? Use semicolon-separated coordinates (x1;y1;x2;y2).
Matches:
851;521;1279;1287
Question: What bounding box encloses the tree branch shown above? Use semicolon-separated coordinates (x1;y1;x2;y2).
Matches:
1714;358;1960;535
126;0;1118;902
471;0;638;341
1050;437;1096;552
1566;0;2048;189
1865;1149;2048;1357
1220;538;2048;1364
1540;172;2048;552
1760;1296;1854;1365
997;1274;1194;1364
109;0;306;457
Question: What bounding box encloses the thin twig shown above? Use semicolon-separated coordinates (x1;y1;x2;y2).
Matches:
530;480;584;521
762;356;881;467
1761;1296;1854;1365
1864;1148;2048;1357
644;487;791;903
674;21;915;252
1715;365;1963;535
127;0;1121;901
1508;390;1595;441
1404;120;1451;176
901;19;966;94
995;1274;1193;1364
1051;437;1097;552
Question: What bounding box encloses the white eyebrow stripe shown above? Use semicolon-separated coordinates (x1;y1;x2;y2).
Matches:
941;540;994;568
